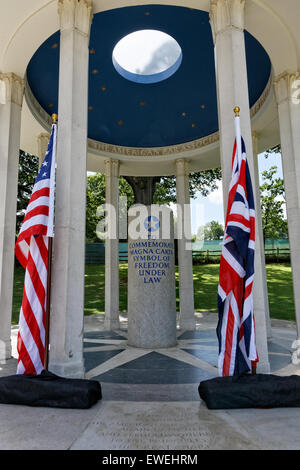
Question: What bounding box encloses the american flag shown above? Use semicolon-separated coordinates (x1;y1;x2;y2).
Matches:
217;114;258;376
15;122;56;375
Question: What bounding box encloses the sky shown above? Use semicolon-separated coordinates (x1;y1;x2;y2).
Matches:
112;29;181;75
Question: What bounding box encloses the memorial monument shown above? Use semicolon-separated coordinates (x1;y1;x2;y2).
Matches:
1;0;300;378
128;206;177;349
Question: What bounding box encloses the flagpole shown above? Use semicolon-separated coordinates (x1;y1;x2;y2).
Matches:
44;113;57;371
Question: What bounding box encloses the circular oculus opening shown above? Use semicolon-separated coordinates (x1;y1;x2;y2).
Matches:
112;30;182;84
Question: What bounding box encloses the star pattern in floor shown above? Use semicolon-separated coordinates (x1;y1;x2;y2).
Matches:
83;328;293;386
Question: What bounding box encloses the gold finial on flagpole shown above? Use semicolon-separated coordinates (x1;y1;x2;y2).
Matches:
51;113;58;124
234;106;240;117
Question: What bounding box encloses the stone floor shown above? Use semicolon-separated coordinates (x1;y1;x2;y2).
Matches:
1;312;300;450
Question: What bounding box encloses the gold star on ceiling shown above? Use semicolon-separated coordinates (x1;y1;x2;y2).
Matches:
181;112;186;117
118;120;124;126
101;86;107;91
90;48;95;54
88;105;93;111
140;101;146;107
51;43;58;49
92;69;99;75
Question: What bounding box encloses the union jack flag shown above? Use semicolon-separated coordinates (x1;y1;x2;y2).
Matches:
217;115;258;376
15;123;56;375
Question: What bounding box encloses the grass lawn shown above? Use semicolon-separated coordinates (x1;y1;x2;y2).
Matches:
12;262;296;325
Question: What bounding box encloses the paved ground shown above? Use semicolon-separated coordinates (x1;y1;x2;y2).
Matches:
1;312;300;450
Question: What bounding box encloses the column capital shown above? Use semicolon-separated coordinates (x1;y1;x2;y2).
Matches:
58;0;93;36
175;158;190;177
105;158;120;177
210;0;245;42
37;131;51;142
0;73;24;107
274;71;300;105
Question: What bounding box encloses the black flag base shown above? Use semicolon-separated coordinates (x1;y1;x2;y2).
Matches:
199;373;300;410
0;370;102;409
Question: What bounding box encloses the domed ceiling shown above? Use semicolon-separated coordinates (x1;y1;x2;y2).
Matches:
26;5;271;148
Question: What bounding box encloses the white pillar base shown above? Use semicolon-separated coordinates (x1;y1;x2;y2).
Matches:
50;360;85;379
0;339;12;363
104;318;120;331
179;319;197;332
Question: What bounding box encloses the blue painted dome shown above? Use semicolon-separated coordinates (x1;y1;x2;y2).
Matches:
26;5;271;148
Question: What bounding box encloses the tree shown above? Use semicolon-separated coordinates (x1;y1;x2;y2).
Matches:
197;220;224;241
124;169;222;206
123;176;160;206
260;165;288;240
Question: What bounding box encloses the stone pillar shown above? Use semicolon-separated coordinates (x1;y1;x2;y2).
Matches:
175;158;195;331
104;158;120;330
49;0;93;378
0;73;24;362
252;132;272;339
210;0;270;373
128;206;177;348
274;72;300;344
37;132;50;169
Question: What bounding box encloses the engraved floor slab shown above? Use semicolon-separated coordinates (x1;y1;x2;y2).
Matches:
70;401;265;450
1;315;300;450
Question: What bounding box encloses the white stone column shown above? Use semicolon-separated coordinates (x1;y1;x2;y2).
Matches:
37;132;50;169
49;0;93;378
210;0;270;373
175;158;195;331
274;72;300;343
252;131;272;339
104;158;120;330
0;73;24;361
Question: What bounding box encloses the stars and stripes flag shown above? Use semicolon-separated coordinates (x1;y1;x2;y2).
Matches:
15;122;57;375
217;112;258;377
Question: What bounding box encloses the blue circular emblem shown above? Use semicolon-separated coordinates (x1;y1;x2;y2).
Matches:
144;215;160;232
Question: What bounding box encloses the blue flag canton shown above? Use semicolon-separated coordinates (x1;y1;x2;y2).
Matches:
35;127;55;184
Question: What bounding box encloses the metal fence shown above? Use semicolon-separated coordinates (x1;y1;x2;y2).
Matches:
85;239;290;264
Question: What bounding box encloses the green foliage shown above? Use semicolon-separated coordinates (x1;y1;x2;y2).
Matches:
260;165;288;240
86;173;106;242
17;150;39;234
264;144;281;158
86;173;134;242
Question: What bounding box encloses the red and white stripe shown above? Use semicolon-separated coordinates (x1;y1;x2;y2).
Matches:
15;123;56;375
